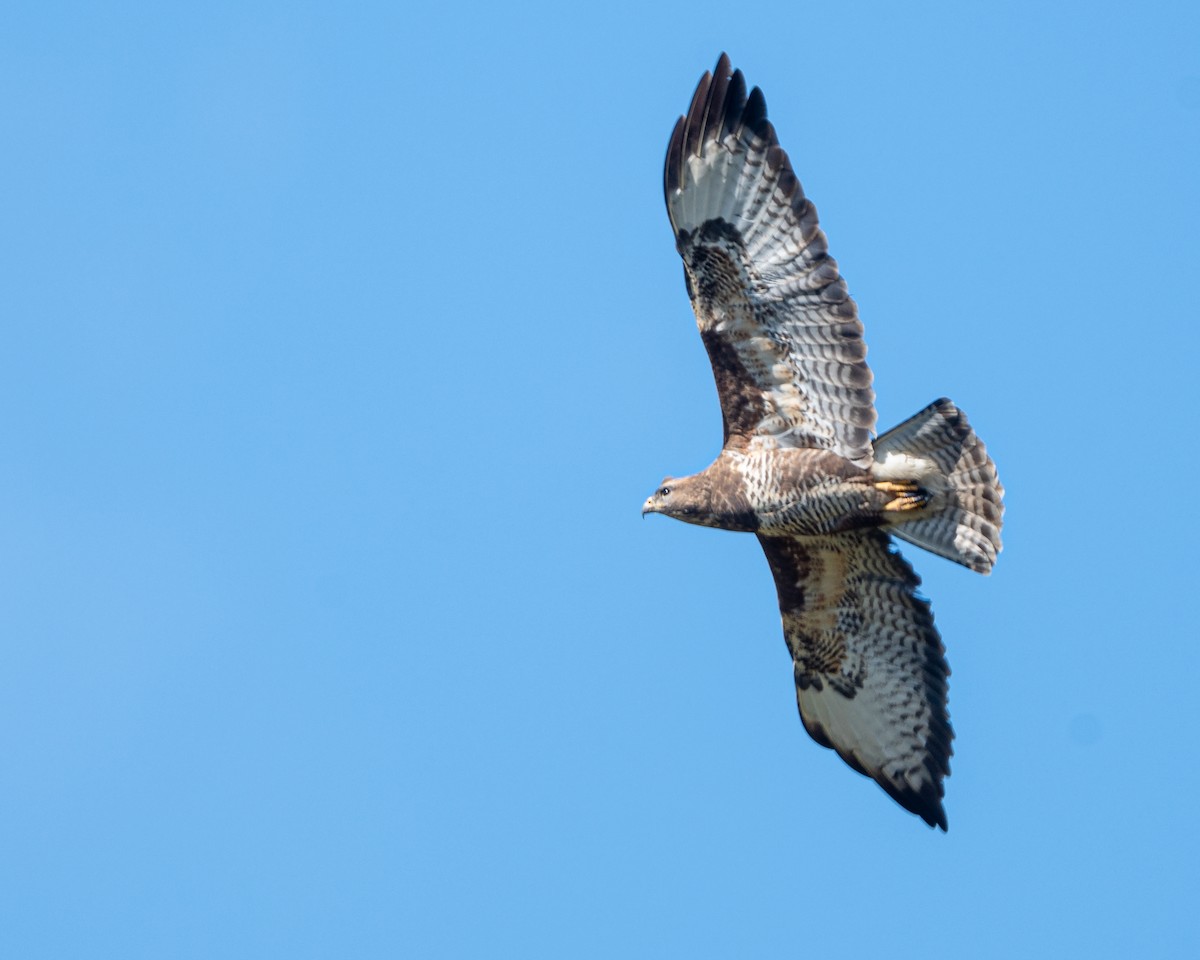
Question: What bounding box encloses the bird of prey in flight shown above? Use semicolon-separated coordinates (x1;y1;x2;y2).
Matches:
643;54;1004;830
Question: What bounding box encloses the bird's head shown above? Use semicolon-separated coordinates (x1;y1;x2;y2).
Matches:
642;474;706;522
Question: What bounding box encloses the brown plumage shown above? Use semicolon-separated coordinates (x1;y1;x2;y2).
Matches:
643;55;1004;831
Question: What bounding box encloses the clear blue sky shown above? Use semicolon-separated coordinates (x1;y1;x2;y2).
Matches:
4;2;1198;957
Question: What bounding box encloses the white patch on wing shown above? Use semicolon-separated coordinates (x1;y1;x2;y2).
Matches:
800;677;893;773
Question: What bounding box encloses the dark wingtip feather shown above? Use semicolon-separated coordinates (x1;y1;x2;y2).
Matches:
680;68;712;163
698;54;733;150
665;57;745;196
721;69;747;139
876;769;949;831
740;86;769;138
664;115;685;206
664;58;819;239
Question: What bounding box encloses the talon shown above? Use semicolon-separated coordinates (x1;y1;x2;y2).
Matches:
884;494;929;512
875;480;919;495
877;480;930;512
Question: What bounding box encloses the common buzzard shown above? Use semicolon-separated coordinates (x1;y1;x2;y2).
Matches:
643;55;1004;830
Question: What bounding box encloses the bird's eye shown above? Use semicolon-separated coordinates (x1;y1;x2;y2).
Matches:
660;486;671;497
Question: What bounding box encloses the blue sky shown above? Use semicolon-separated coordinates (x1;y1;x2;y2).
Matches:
4;1;1199;956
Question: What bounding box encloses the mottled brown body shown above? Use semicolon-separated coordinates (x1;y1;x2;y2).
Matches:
645;448;894;538
738;448;888;537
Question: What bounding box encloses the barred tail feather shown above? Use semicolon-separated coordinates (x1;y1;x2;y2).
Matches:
873;399;1004;574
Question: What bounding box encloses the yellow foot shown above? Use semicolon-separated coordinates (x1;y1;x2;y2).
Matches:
875;480;929;512
875;481;918;494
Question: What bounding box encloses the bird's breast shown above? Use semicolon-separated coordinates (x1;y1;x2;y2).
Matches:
728;448;876;537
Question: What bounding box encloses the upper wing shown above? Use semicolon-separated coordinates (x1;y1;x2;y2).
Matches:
665;54;875;463
757;530;953;830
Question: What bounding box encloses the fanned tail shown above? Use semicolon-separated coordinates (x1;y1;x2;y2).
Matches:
873;399;1004;574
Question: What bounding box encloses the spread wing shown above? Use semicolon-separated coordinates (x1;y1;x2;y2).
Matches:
757;531;953;830
665;54;875;463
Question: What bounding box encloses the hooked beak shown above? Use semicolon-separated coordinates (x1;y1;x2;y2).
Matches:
642;496;660;518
